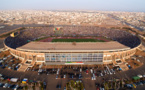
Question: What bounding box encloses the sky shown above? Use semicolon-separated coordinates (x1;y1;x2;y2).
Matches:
0;0;145;12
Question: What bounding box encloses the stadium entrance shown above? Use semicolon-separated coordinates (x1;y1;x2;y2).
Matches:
45;53;103;65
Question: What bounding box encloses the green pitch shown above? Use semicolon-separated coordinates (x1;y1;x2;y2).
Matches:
52;39;105;42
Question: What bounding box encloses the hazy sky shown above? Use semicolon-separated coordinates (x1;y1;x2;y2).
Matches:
0;0;145;12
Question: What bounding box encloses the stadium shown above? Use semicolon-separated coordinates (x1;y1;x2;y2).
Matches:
4;25;141;66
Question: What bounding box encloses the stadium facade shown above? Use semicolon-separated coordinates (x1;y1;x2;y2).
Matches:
4;26;142;65
4;39;141;65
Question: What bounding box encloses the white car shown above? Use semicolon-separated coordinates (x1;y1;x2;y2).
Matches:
3;57;7;60
57;68;60;72
56;71;59;74
3;83;9;88
0;60;3;63
38;69;42;73
111;69;115;74
137;59;140;62
63;75;66;78
104;70;106;74
93;73;95;77
90;69;93;73
137;74;143;78
8;55;11;57
93;76;96;80
100;87;105;90
91;77;94;80
80;69;82;72
27;68;30;71
92;76;96;80
142;75;145;77
8;67;11;69
100;73;103;77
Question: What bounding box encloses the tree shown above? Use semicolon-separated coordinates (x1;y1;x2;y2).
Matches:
70;80;75;88
32;85;35;90
24;85;28;90
80;83;84;90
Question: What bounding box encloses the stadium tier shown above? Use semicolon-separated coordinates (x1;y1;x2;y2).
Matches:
4;25;141;65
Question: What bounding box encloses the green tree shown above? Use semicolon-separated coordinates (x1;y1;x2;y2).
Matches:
24;85;28;90
70;80;75;88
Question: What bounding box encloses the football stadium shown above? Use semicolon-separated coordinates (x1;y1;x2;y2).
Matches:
4;25;141;66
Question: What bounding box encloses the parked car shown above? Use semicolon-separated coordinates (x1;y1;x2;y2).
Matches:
90;69;93;73
3;83;9;88
124;84;133;89
7;84;11;88
0;83;4;87
142;75;145;77
18;86;23;89
86;69;88;74
0;74;2;77
56;75;58;79
56;84;61;89
137;75;143;78
47;72;49;75
63;75;66;78
135;82;143;86
64;87;66;90
79;74;82;79
10;85;16;89
100;86;105;90
80;68;82;72
43;82;47;90
100;73;103;77
91;76;94;80
57;71;59;74
14;85;19;90
8;67;12;69
71;75;74;79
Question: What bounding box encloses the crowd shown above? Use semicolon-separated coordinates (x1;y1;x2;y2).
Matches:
5;25;141;49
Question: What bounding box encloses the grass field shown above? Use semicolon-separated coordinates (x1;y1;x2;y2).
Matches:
51;39;105;42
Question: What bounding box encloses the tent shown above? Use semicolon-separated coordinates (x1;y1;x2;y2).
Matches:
22;78;28;84
10;32;19;37
132;76;140;80
10;78;18;82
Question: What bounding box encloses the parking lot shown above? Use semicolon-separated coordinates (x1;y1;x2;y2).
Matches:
0;54;21;71
0;50;145;89
0;55;144;90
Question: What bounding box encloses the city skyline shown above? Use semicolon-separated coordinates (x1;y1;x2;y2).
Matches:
0;0;145;12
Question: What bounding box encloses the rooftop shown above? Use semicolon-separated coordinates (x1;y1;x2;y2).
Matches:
16;41;130;52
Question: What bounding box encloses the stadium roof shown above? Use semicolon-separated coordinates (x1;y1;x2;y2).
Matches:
16;41;130;52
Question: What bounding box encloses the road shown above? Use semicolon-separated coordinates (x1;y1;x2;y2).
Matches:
0;55;144;90
107;14;144;32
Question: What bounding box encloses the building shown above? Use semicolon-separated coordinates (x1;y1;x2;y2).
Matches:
4;40;141;65
4;25;142;66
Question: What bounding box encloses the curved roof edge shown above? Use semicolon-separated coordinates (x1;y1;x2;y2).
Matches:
15;41;131;52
